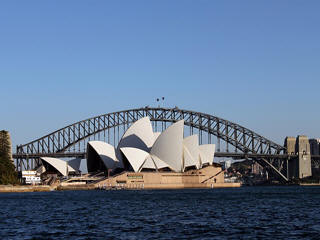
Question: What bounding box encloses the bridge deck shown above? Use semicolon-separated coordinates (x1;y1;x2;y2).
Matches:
14;152;320;159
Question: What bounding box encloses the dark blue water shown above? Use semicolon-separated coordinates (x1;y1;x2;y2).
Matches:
1;186;320;240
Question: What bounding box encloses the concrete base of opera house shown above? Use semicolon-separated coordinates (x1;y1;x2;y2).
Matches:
96;182;240;190
1;166;240;192
95;165;241;189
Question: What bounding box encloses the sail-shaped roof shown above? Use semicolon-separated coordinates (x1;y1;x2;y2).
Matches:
84;117;216;174
41;157;68;176
120;147;149;172
67;158;82;173
151;155;169;170
150;120;184;172
118;117;154;152
141;156;157;170
199;144;215;166
183;135;200;169
87;141;119;171
183;147;197;170
153;132;161;142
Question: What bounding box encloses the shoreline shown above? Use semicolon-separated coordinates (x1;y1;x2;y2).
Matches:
299;183;320;186
0;183;240;192
2;183;319;193
0;185;55;193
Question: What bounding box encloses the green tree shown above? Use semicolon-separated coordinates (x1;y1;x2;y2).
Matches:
0;130;18;185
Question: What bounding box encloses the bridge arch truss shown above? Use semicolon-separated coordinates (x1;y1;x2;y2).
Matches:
15;107;287;179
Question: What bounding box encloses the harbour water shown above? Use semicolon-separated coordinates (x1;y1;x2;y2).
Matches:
1;186;320;239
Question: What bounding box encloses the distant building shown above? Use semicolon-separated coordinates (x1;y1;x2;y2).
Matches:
219;160;232;170
225;160;232;170
252;161;263;175
22;171;41;185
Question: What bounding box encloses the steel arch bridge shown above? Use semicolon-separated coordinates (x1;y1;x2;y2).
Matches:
14;107;291;181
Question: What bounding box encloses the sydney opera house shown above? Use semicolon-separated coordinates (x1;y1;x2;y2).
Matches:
39;117;238;188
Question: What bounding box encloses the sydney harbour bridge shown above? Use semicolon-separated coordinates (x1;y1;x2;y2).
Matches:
12;107;320;182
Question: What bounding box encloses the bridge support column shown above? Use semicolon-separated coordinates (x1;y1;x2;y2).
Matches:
296;136;312;179
285;136;312;179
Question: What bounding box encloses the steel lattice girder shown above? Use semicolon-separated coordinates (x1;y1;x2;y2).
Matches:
13;105;297;181
15;107;290;180
16;107;285;156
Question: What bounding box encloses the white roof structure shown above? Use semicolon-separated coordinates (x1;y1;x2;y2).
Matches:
85;117;216;173
118;117;155;152
41;157;82;176
183;147;197;171
149;155;169;170
120;147;149;172
150;120;184;172
199;144;215;166
153;132;161;141
67;158;82;173
140;156;157;170
87;141;120;172
41;157;68;176
183;135;200;169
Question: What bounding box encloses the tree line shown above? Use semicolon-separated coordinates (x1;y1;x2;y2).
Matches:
0;130;18;184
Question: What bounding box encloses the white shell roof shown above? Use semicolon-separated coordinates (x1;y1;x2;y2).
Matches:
115;149;124;168
141;156;156;170
199;144;215;166
151;155;169;170
85;117;216;173
118;117;155;152
41;157;68;176
183;135;200;169
67;158;82;172
88;141;119;169
183;147;197;170
120;147;149;172
153;132;161;142
150;120;184;172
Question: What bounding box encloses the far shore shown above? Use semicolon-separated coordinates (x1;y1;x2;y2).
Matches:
0;184;98;193
1;183;241;192
0;185;55;193
299;183;320;186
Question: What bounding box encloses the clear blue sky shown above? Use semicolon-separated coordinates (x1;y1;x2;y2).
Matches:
1;0;319;149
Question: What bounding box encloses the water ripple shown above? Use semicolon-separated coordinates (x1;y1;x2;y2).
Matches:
0;186;320;239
